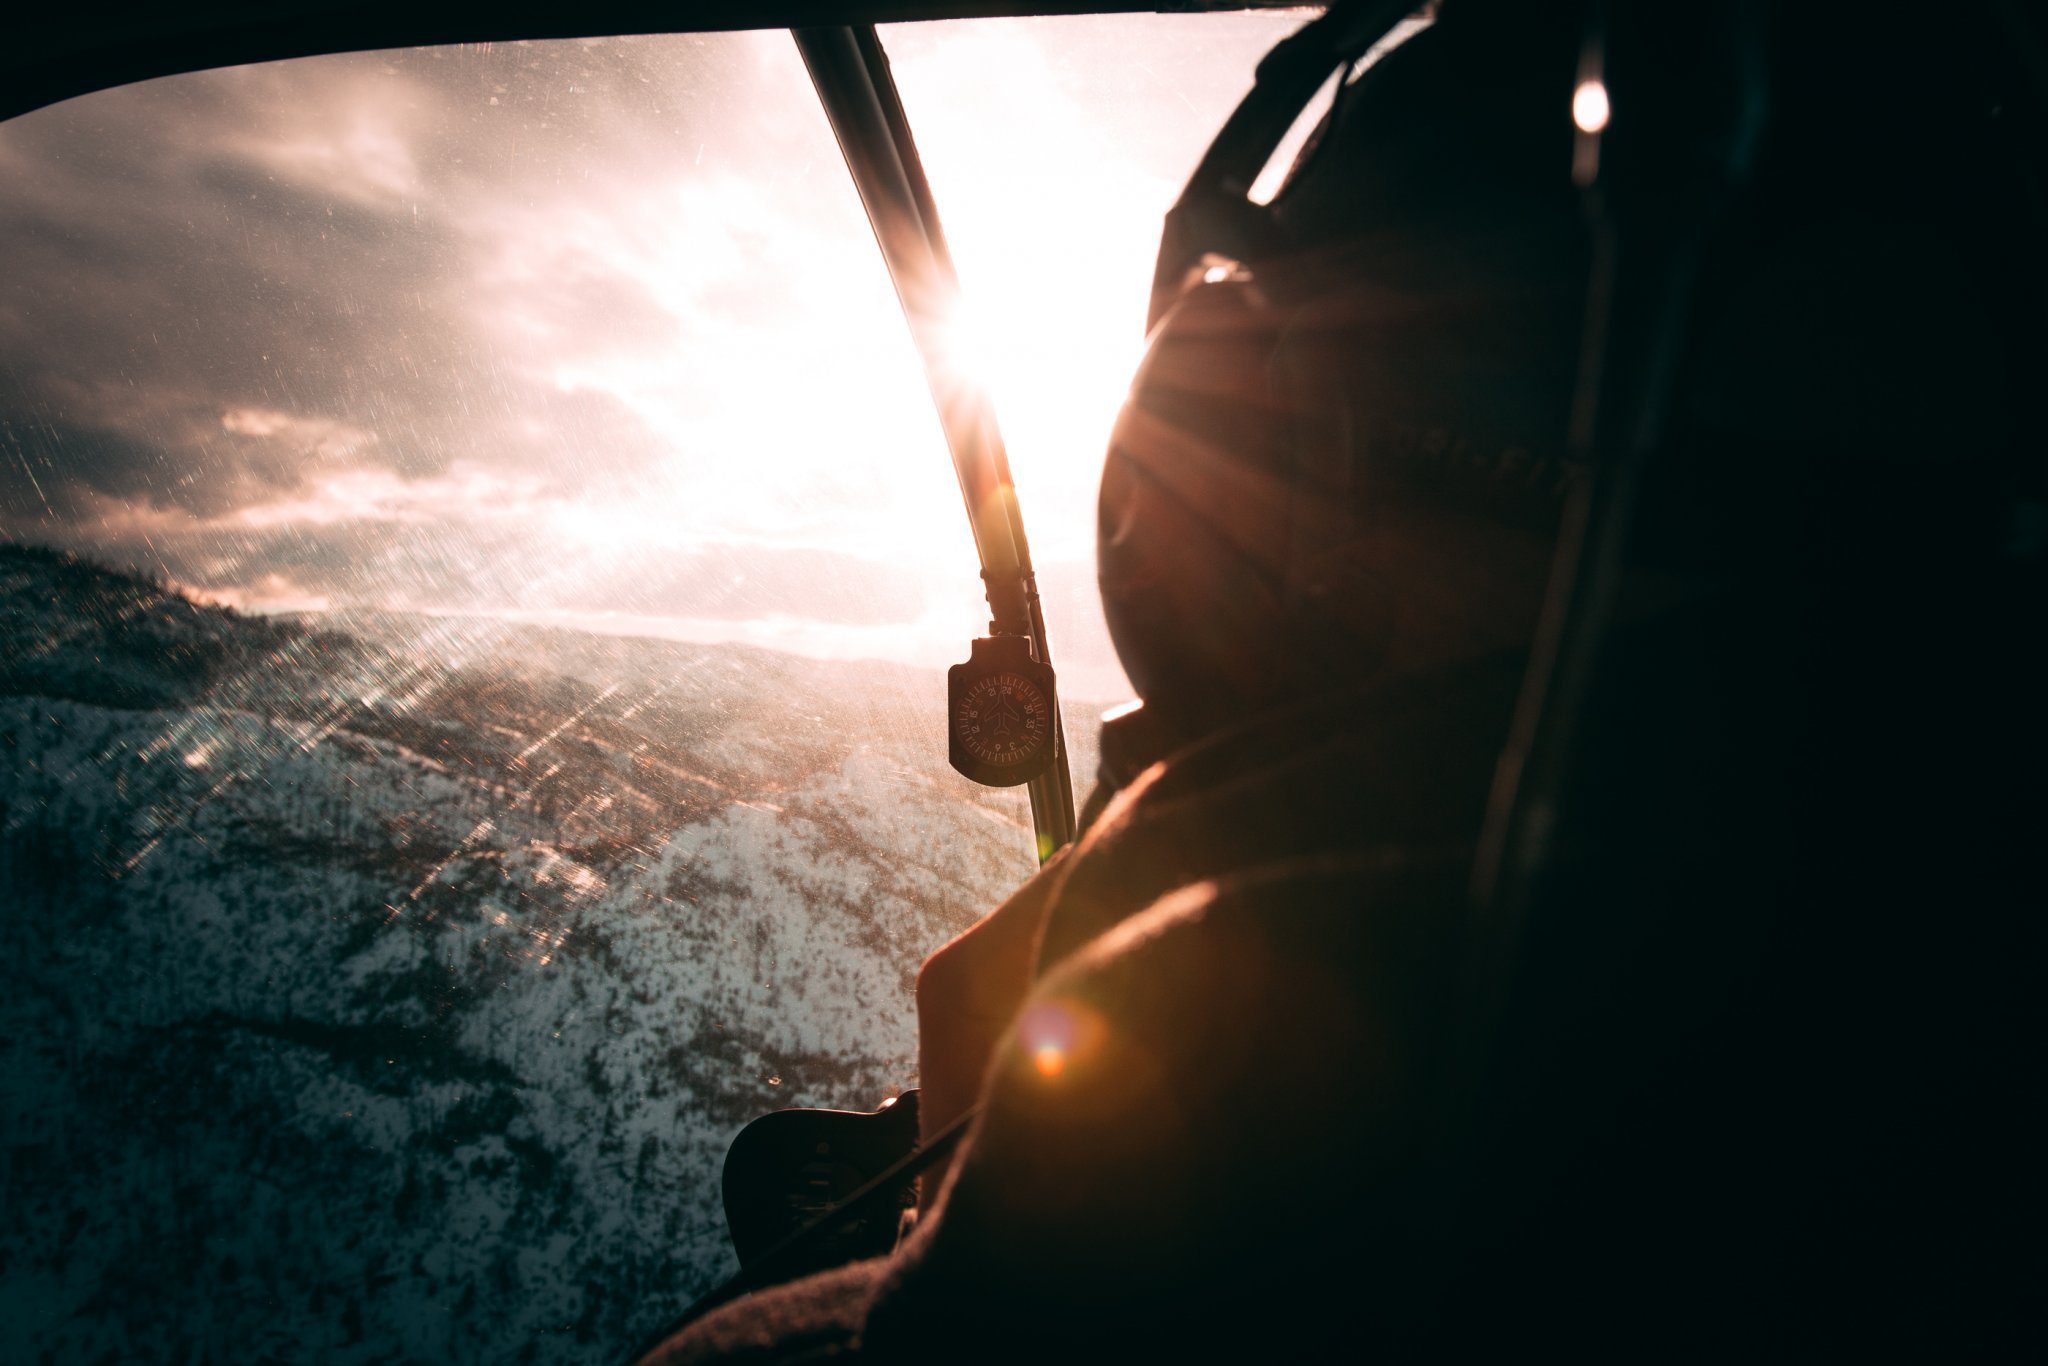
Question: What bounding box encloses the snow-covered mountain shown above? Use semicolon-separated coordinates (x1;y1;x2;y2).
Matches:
0;544;1076;1362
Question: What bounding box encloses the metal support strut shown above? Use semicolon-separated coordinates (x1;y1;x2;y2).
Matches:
795;24;1077;860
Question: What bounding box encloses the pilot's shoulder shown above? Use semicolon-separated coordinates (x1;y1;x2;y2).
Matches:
639;1257;881;1366
1003;853;1466;1121
864;856;1468;1362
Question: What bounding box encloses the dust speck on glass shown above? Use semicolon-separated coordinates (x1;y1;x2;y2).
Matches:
0;12;1300;1362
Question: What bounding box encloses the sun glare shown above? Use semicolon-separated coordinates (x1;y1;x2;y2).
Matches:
933;269;1148;502
1;17;1297;703
881;15;1295;569
1573;78;1611;134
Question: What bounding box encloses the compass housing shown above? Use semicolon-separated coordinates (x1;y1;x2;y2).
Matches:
947;635;1058;787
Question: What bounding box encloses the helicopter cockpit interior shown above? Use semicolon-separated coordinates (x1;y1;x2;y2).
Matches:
2;2;2039;1362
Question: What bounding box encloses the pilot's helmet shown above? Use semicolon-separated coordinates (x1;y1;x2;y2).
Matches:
1099;0;2028;741
1097;2;1587;736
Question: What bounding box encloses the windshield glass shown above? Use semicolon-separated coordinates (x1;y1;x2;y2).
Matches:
0;13;1302;1362
882;10;1309;698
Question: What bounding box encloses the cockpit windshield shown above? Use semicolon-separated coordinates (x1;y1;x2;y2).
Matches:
0;11;1302;1360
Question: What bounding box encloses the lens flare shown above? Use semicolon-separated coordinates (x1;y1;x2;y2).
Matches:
1019;998;1105;1083
1573;79;1611;135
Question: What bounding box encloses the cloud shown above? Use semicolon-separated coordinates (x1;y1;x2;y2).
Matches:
182;571;334;615
0;34;974;552
219;406;360;445
229;104;426;207
0;18;1300;694
1;45;647;523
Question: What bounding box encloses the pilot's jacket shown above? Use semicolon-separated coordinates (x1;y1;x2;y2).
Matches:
651;650;1527;1362
647;566;2034;1363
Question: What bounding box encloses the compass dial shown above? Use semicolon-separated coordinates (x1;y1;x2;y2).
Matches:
953;671;1052;769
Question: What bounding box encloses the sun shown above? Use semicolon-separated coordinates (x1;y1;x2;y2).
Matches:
920;201;1157;566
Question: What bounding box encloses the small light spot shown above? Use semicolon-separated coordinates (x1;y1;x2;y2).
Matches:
1573;79;1611;135
767;1075;781;1086
1020;999;1104;1082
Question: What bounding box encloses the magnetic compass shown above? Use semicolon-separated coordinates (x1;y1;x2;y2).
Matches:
947;635;1057;787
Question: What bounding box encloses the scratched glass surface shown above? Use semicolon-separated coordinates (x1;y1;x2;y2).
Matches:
0;15;1299;1363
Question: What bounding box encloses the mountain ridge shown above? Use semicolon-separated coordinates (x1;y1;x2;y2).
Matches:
0;541;1045;1363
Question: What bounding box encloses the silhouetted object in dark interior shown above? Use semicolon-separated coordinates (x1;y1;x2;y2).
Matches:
650;0;2043;1359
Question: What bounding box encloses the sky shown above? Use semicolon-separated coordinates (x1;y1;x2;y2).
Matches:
0;12;1307;701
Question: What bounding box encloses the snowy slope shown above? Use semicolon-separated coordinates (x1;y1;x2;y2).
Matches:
0;544;1066;1363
